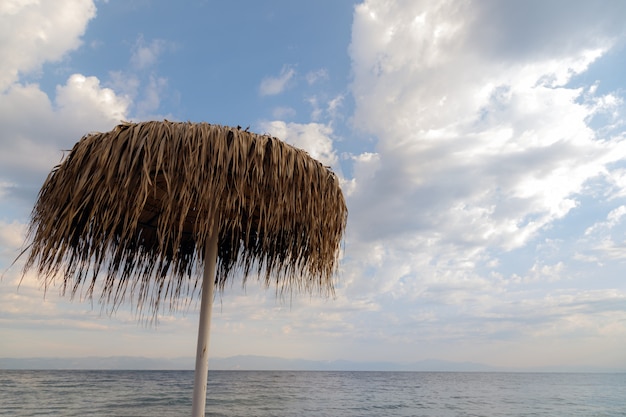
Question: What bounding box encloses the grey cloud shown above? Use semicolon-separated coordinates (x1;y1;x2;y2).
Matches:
468;0;626;61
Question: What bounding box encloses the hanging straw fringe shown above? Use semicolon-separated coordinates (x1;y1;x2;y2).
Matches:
22;121;347;317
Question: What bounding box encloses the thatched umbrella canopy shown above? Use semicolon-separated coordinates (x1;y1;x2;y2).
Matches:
20;120;347;416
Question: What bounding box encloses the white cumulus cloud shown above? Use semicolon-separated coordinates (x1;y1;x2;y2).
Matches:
348;0;626;253
0;0;96;91
260;120;338;168
0;0;129;216
330;0;626;362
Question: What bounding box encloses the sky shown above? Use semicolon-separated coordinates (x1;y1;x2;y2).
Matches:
1;0;626;371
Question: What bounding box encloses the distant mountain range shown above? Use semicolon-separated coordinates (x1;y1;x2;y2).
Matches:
206;356;496;372
1;355;623;373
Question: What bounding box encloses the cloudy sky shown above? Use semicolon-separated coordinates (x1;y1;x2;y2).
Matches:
2;0;626;370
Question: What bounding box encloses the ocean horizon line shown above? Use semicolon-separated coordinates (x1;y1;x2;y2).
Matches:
1;355;623;374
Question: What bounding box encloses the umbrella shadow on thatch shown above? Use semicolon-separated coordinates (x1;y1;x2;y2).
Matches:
15;120;347;417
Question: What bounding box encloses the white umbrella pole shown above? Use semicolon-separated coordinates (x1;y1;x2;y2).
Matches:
191;230;219;417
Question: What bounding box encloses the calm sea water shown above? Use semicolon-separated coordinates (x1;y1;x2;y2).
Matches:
0;370;624;416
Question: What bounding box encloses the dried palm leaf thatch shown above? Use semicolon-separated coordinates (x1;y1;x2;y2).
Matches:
22;120;347;316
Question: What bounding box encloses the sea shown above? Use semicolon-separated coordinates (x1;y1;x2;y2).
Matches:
0;370;624;416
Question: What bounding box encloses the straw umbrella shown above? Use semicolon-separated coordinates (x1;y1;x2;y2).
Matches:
20;120;347;417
